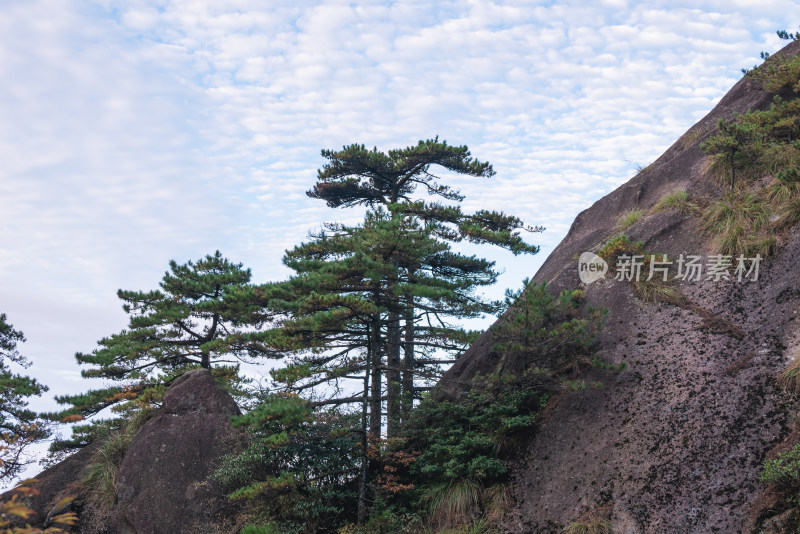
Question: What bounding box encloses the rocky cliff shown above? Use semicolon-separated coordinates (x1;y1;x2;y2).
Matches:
441;39;800;533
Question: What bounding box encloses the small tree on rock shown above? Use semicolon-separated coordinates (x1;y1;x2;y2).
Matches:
49;251;273;450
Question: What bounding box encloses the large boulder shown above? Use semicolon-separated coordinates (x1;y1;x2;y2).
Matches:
108;368;243;533
0;368;244;533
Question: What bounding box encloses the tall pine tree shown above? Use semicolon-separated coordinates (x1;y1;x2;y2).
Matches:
231;139;541;522
308;138;540;435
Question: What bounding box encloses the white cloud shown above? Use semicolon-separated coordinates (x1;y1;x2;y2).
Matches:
3;0;800;481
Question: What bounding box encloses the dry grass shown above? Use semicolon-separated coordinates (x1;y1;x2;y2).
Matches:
765;178;800;204
701;192;770;256
761;142;800;175
778;351;800;397
632;281;685;306
778;198;800;228
703;153;765;189
436;519;493;534
675;128;704;152
481;484;510;524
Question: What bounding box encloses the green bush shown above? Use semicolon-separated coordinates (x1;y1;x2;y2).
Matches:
381;280;606;530
748;53;800;92
492;280;605;372
214;395;360;533
762;443;800;494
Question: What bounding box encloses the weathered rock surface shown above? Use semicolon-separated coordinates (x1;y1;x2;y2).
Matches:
2;368;243;533
441;39;800;533
108;369;242;534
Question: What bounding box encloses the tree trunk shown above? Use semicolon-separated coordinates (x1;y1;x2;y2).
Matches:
385;310;401;438
401;299;414;423
357;324;372;523
369;317;382;438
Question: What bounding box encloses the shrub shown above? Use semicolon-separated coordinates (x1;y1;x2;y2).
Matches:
394;371;548;531
762;443;800;493
214;395;360;533
0;480;78;533
597;236;683;305
492;280;605;373
750;54;800;92
387;281;606;530
597;236;640;261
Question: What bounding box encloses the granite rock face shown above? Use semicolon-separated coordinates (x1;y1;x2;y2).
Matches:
108;368;242;534
441;39;800;534
3;369;244;533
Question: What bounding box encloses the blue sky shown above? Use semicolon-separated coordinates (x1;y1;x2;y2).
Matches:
1;0;799;472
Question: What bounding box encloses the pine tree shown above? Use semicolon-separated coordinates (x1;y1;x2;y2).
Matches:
702;119;759;190
48;251;273;449
308;138;541;436
237;139;541;522
0;313;49;480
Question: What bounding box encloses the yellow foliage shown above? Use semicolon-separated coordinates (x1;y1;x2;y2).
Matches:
60;415;84;423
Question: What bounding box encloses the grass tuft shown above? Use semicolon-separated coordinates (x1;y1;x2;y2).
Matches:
778;352;800;397
766;178;800;204
701;192;770;256
777;198;800;228
563;519;613;534
652;190;695;215
81;409;153;526
426;479;481;529
616;209;644;231
481;484;509;524
675;128;703;152
632;282;685;306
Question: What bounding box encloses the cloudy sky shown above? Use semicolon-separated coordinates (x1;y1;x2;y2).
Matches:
1;0;799;471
